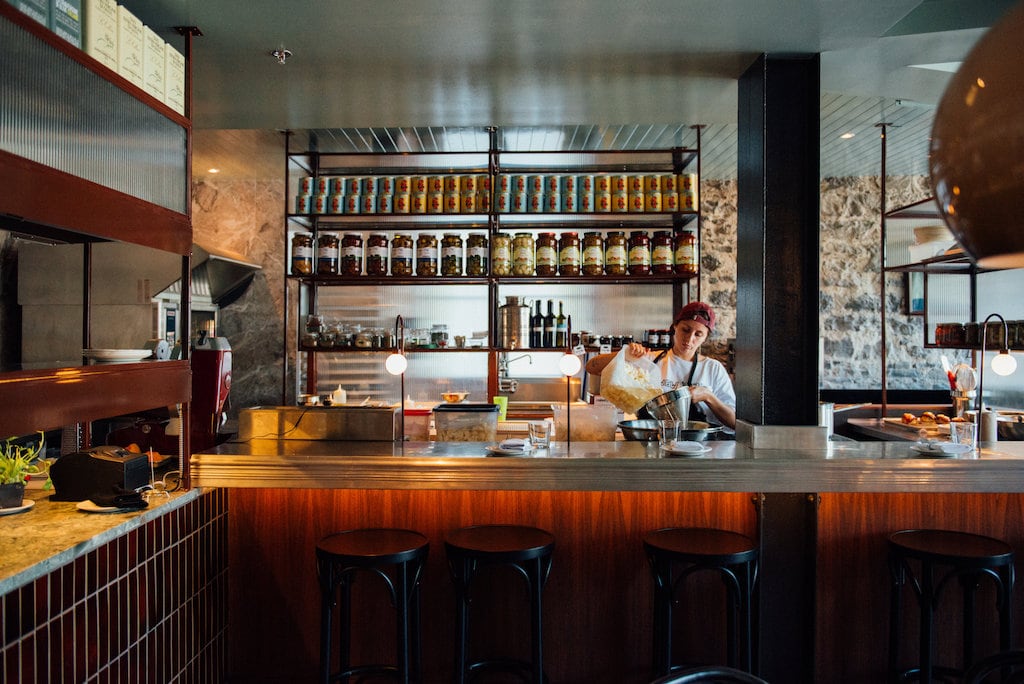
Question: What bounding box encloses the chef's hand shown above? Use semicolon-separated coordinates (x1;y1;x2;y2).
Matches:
688;385;712;404
626;342;648;360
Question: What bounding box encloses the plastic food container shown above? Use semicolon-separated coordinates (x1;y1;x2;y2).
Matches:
551;403;618;441
403;408;433;441
433;403;499;442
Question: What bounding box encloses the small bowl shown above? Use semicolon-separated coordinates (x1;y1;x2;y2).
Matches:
442;392;469;404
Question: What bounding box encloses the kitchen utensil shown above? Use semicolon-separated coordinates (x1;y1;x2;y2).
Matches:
642;388;692;422
497;296;530;349
678;421;723;441
618;419;659;441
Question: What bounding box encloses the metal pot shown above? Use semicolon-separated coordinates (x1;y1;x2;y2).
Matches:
642;388;692;422
618;418;723;442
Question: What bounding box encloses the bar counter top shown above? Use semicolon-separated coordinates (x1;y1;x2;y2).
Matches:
191;434;1024;493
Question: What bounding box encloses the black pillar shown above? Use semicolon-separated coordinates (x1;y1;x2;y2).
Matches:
736;53;820;427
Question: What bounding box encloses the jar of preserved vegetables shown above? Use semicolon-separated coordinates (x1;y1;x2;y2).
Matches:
651;230;674;274
604;231;627;276
391;234;414;276
582;232;604;275
291;233;314;275
366;233;388;276
558;232;581;276
674;231;698;277
441;233;464;276
491;233;512;275
317;233;340;275
466;233;489;276
512;232;535;276
628;231;651;275
340;233;363;276
535;232;557;276
416;233;438;276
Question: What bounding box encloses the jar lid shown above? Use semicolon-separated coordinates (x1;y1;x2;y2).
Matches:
369;232;387;237
560;231;578;237
514;232;533;238
344;232;362;238
443;232;462;238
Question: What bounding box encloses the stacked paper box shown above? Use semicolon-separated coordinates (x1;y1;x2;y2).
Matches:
14;0;49;26
83;0;116;70
142;26;165;101
164;43;185;115
49;0;81;47
116;5;143;87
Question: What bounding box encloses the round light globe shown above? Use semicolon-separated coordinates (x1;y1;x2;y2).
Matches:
384;353;407;375
558;353;582;376
991;352;1017;377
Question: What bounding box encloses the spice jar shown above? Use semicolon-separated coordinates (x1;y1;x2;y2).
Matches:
512;232;535;276
628;231;651;275
604;231;627;276
535;232;558;276
365;233;388;276
558;232;581;276
491;233;512;276
317;233;340;275
441;233;464;276
651;230;674;274
416;233;438;276
674;231;698;277
582;232;604;276
391;234;414;276
466;232;489;276
291;233;314;275
340;233;363;276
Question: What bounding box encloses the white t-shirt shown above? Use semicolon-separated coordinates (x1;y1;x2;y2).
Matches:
652;351;736;429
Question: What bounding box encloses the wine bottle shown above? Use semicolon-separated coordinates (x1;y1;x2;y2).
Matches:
543;299;555;348
555;301;568;347
530;300;543;348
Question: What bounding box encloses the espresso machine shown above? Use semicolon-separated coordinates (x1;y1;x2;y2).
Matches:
190;329;233;453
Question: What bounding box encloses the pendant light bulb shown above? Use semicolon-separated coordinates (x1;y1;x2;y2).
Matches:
385;353;407;376
558;353;582;377
991;351;1017;377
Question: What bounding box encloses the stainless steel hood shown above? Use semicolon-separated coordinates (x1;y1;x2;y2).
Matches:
160;243;262;307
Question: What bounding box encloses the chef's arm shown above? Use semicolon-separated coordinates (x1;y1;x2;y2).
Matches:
689;385;737;430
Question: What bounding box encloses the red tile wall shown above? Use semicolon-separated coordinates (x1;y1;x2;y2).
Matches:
1;489;228;683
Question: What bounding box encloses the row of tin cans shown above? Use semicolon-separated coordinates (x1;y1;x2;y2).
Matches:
297;191;491;216
300;174;491;198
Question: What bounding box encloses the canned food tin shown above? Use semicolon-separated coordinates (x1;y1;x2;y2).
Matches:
461;193;477;213
612;175;629;193
679;173;697;191
579;175;594;193
312;193;330;214
544;192;561;213
314;176;331;195
443;175;460;193
344;177;362;195
511;192;528;213
495;192;511;213
295;193;312;214
394;176;411;194
410;176;427;194
612;192;629;213
528;193;544;213
680;190;698;211
559;175;577;195
444;192;461;214
477;191;491;213
299;176;316;195
361;194;378;214
579;192;595;213
544;175;560;194
663;193;679;212
394;193;411;214
526;175;545;194
378;176;395;196
496;174;512;193
510;175;526;193
361;176;380;196
428;193;444;214
476;174;491;193
460;175;477;194
594;175;611;193
377;194;393;213
628;192;645;213
427;176;445;193
329;194;346;214
661;174;678;193
411;193;427;214
561;192;578;213
628;175;644;193
644;175;662;193
645;191;663;213
596;192;612;213
344;194;361;214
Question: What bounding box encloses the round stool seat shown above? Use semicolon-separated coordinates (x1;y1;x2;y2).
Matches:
889;529;1014;567
317;528;429;565
446;524;554;561
643;527;758;564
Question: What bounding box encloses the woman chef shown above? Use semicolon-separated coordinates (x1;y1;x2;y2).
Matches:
588;301;736;432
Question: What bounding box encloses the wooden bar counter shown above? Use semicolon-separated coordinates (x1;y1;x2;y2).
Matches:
193;439;1024;683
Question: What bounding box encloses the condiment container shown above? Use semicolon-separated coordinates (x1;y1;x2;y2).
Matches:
433;403;499;442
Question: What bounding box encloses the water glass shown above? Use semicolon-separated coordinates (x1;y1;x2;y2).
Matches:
528;421;552;448
658;420;680;450
949;420;977;449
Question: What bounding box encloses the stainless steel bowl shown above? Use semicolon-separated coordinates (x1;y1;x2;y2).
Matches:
642;388;692;422
618;418;723;442
678;421;723;441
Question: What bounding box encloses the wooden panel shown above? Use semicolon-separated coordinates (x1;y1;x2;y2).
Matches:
0;150;191;256
227;488;757;683
815;492;1024;682
0;361;190;437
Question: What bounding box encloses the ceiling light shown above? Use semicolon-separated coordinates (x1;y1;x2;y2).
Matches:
207;168;220;174
271;48;292;65
839;132;855;140
908;62;962;73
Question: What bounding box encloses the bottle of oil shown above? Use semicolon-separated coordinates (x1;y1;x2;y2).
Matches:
555;301;568;347
543;300;555;348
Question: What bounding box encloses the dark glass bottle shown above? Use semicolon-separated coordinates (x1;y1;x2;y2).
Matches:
530;300;543;348
543;299;555;348
555;301;568;347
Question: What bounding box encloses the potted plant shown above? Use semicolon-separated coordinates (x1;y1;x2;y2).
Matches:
0;433;47;509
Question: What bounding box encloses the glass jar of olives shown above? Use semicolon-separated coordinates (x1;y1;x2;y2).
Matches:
441;233;464;276
416;233;438;276
466;233;489;276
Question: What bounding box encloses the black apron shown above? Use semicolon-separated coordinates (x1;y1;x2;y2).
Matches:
642;351;708;423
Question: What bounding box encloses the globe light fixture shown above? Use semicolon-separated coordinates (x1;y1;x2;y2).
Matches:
976;313;1017;418
384;315;406;443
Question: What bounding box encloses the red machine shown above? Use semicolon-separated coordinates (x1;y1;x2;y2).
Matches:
190;332;232;453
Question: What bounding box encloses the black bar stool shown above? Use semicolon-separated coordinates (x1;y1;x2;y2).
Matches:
643;527;759;677
888;529;1015;684
445;524;555;684
316;528;429;684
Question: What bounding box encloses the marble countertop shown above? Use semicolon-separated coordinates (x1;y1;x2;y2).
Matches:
0;487;201;596
191;436;1024;493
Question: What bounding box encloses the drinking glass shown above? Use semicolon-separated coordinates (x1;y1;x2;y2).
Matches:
528;421;552;448
658;420;680;450
949;421;977;450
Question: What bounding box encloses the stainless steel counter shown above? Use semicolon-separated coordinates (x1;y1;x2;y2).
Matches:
191;438;1024;493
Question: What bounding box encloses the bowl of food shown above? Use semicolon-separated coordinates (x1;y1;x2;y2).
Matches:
442;392;469;404
618;419;659;441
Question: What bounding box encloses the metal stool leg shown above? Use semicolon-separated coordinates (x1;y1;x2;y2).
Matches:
918;560;934;684
888;553;906;684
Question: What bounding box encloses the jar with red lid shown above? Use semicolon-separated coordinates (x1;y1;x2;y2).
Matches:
558;232;581;276
651;230;674;274
674;231;698;277
604;231;627;275
582;232;604;275
627;231;651;275
535;232;558;276
366;233;388;276
340;233;363;275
